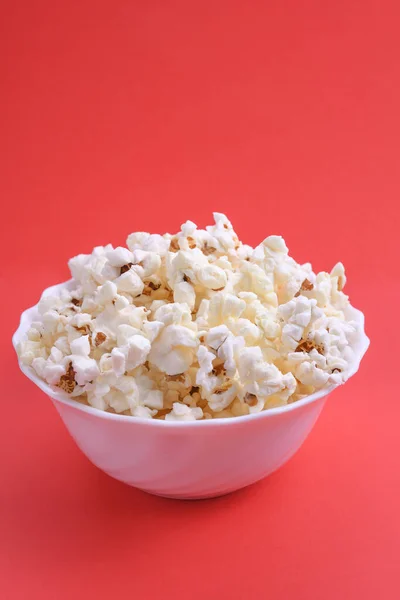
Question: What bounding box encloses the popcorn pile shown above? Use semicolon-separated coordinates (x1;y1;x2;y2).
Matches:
18;213;360;421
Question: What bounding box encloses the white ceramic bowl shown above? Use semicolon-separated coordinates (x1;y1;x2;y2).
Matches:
13;281;370;499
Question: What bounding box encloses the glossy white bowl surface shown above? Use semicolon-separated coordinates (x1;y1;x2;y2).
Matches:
13;281;370;499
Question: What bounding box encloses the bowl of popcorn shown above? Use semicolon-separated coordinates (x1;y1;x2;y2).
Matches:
13;213;369;499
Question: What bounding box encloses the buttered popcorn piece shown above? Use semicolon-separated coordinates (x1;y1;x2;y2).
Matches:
17;213;361;419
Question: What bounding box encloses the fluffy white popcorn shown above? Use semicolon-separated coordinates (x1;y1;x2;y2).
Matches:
217;335;246;376
132;249;161;277
71;355;99;386
208;383;238;412
153;302;192;326
236;346;296;410
70;335;91;356
114;270;144;295
142;389;164;410
295;362;330;387
196;264;227;290
149;325;198;375
205;325;231;351
17;213;362;420
173;281;196;309
125;335;151;370
207;293;246;327
111;347;127;376
43;363;67;385
165;403;203;421
105;246;134;267
132;406;157;419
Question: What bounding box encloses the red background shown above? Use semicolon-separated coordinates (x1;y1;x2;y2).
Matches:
1;1;399;598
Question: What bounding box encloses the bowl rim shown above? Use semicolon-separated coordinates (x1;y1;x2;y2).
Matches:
12;279;370;428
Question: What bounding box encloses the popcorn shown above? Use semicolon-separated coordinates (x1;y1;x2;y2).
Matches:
124;335;151;370
196;264;227;290
114;270;144;295
132;406;157;419
148;325;198;375
165;403;203;421
96;281;118;305
142;389;164;410
132;249;161;277
43;363;67;386
209;382;238;412
207;293;246;327
70;335;91;356
111;348;126;377
295;362;330;387
70;355;99;386
17;213;361;419
105;246;134;267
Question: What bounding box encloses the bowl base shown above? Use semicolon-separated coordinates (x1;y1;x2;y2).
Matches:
136;484;251;500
